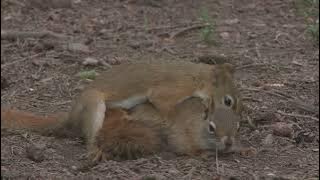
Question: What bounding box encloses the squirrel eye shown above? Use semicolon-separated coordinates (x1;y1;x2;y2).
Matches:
208;121;216;134
223;95;234;107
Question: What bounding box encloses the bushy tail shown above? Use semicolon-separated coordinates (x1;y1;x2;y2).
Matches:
1;108;64;132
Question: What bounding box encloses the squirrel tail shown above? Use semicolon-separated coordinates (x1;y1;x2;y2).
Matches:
1;108;66;132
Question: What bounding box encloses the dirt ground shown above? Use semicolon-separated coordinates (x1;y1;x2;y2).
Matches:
1;0;319;179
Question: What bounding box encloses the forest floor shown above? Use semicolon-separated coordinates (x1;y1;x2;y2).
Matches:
1;0;319;179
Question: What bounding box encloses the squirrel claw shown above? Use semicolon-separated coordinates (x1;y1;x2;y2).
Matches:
87;146;108;163
239;147;257;157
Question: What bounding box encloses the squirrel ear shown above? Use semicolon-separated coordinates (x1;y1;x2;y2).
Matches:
222;63;235;74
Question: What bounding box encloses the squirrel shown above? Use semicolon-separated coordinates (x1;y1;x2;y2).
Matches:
93;96;243;161
1;61;245;161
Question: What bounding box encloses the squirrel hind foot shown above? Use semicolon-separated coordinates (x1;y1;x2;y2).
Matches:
100;142;146;161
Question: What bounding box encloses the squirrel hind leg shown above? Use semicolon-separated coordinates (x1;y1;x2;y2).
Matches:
68;89;107;145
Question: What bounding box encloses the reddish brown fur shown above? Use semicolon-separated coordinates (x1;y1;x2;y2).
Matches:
1;62;243;161
96;108;163;160
1;108;61;130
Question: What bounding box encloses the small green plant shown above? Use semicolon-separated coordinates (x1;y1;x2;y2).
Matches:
199;7;216;45
295;0;319;45
308;20;319;44
76;70;97;80
143;13;149;32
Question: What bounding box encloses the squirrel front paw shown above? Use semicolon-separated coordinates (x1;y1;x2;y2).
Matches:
87;147;108;162
238;147;257;157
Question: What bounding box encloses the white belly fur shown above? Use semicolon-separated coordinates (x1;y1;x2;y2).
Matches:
107;95;148;109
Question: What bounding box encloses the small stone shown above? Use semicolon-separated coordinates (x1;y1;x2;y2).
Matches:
82;57;99;66
66;43;90;53
294;131;315;143
272;122;293;138
220;32;230;40
98;28;108;36
225;18;239;25
252;81;263;87
247;32;257;39
26;145;45;163
128;41;141;49
196;44;208;48
253;130;260;134
262;134;274;146
31;74;40;80
267;172;276;177
168;169;179;174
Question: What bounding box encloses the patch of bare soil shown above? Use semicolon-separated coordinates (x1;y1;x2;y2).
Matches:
1;0;319;179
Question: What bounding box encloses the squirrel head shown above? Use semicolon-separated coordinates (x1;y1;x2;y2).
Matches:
205;63;242;151
206;106;241;151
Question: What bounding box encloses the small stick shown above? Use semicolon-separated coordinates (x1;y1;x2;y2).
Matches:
255;43;262;59
145;22;203;32
276;110;319;121
236;63;269;70
287;99;319;114
169;23;210;39
184;166;196;180
1;30;68;41
241;87;289;99
1;53;43;68
241;97;262;102
215;149;219;174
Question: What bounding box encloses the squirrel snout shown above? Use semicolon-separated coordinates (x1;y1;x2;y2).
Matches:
221;136;234;150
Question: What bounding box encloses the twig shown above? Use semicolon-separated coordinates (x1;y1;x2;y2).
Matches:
255;43;262;59
276;110;319;121
11;146;15;155
184;166;196;180
241;97;262;102
3;129;35;145
215;149;219;174
236;63;269;70
1;30;68;41
287;99;319;114
169;23;210;39
241;87;289;99
1;53;44;68
274;32;291;42
145;22;203;32
272;89;295;99
160;46;177;55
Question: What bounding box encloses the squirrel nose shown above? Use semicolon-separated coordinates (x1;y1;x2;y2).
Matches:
222;136;233;149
